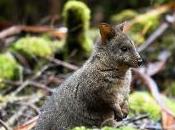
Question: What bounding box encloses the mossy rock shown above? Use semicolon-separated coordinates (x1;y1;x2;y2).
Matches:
129;92;161;121
102;126;137;130
63;0;90;33
72;126;137;130
12;36;62;58
129;91;175;121
0;52;20;87
62;0;92;62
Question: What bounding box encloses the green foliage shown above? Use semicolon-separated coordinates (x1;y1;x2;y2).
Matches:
0;52;20;82
62;0;92;61
111;9;138;23
12;36;61;58
129;92;161;121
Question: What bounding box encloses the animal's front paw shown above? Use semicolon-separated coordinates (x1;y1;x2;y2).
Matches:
101;118;118;127
112;103;124;121
121;100;129;118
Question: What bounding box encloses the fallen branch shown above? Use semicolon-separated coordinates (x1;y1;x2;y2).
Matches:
132;68;175;118
138;50;170;76
0;25;66;40
28;81;52;95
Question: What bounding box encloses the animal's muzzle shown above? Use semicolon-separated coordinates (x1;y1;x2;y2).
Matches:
137;58;143;66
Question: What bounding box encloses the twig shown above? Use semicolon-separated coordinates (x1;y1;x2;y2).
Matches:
11;65;51;96
138;22;169;52
5;94;42;127
47;75;64;84
31;65;51;80
18;102;40;115
13;116;38;130
28;81;52;95
126;114;148;122
11;81;30;96
115;114;148;128
0;26;22;39
0;95;33;110
0;119;12;130
138;13;175;52
47;57;79;71
138;50;170;76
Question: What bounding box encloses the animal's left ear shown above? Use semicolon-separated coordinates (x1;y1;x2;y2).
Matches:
99;23;115;44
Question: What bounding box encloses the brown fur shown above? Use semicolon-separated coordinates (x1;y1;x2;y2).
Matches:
34;23;142;130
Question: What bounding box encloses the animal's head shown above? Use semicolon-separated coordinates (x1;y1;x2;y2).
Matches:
95;22;142;68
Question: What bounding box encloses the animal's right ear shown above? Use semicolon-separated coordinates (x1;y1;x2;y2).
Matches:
99;23;115;44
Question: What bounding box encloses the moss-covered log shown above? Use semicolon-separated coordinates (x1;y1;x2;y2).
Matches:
62;1;92;63
0;52;20;88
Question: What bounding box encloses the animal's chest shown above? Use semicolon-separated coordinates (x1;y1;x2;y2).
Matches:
108;71;131;103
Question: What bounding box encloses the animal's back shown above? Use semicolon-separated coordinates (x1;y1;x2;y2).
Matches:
34;67;103;130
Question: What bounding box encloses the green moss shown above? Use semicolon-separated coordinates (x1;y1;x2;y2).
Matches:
72;126;91;130
0;52;20;82
72;126;137;130
129;92;161;121
12;36;61;58
62;0;92;61
129;91;175;121
63;0;90;35
102;126;137;130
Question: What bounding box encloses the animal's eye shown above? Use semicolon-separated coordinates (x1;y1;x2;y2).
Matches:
121;47;128;52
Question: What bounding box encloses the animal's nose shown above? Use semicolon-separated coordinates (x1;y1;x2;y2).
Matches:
137;58;143;66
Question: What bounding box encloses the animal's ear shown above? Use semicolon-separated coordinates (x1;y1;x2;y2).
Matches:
116;22;126;32
99;23;115;44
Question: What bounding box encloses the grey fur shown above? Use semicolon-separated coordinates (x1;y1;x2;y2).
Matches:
34;23;142;130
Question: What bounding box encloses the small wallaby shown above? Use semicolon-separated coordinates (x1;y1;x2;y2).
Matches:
34;23;142;130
